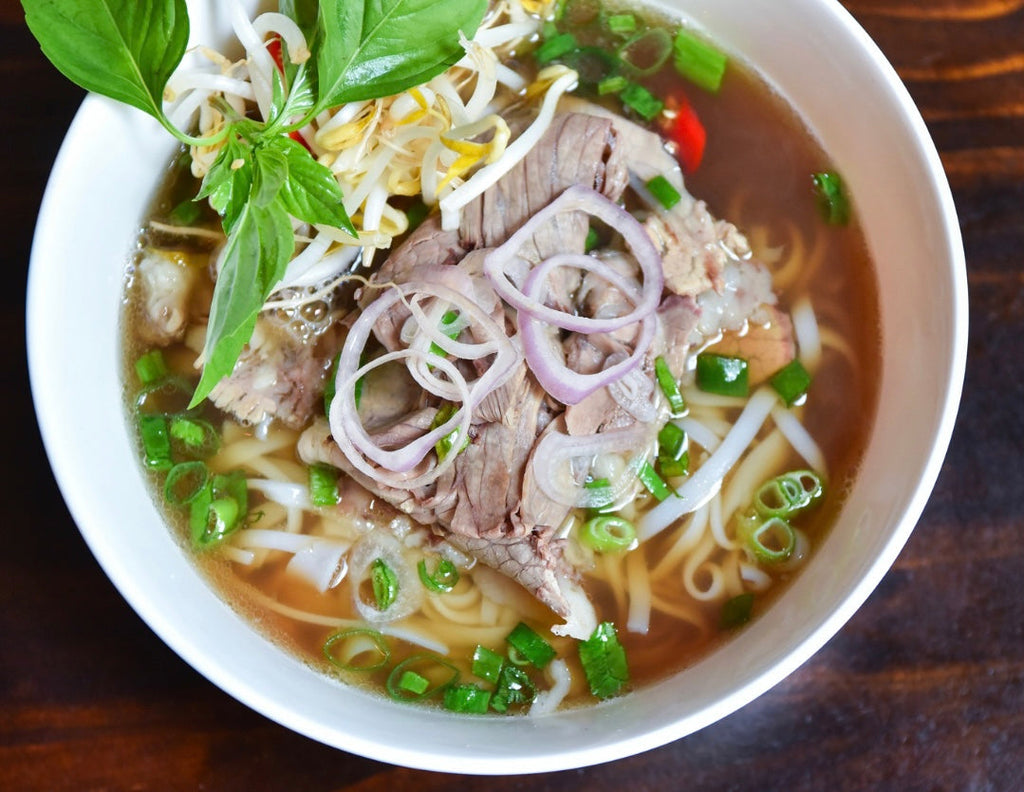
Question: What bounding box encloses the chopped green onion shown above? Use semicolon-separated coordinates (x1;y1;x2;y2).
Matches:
138;413;172;471
506;645;531;667
323;628;390;672
658;452;689;479
578;622;629;699
397;670;429;695
618;28;673;77
638;461;674;501
323;352;341;415
579;515;637;553
418;557;460;593
428;309;462;358
490;665;536;713
696;353;749;397
658;422;686;459
563;46;621;85
770;358;812;406
135;375;193;416
673;28;728;93
442;683;492;714
431;403;468;462
745;516;796;563
308;463;341;507
597;75;628;95
654;356;686;415
646;175;682;210
471;645;505;684
386;653;459;701
189;471;249;549
657;422;690;479
585;225;601;250
536;32;577;64
620;82;664;121
371;558;399;611
753;470;824;519
811;171;851;225
605;12;635;34
168;198;201;226
134;349;168;385
169;416;220;457
721;592;755;629
163;460;209;506
506;622;556;669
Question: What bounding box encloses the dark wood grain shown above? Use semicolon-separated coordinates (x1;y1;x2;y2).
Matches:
4;1;1023;790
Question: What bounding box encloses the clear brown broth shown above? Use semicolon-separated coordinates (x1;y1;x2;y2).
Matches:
122;8;881;710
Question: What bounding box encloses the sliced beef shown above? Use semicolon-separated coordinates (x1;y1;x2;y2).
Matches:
209;317;344;429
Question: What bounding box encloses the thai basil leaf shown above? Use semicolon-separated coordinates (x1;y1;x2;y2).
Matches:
191;200;295;407
316;0;488;107
196;136;254;234
23;0;189;123
269;136;357;234
251;145;289;208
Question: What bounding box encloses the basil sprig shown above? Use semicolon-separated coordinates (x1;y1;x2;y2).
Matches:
23;0;488;406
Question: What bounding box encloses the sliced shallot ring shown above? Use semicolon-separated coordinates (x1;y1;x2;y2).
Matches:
531;424;654;508
483;185;664;333
332;348;472;474
517;254;656;404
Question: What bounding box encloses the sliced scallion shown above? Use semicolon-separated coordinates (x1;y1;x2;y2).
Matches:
638;461;674;501
673;28;728;93
621;82;664;121
721;592;755;629
371;558;400;611
654;356;686;415
418;557;460;593
163;460;209;506
770;358;812;406
812;171;851;225
605;12;635;35
598;74;628;95
506;622;556;669
579;515;637;553
471;645;504;684
490;665;536;713
618;28;673;77
134;349;168;385
169;416;220;458
323;628;390;672
646;175;682;210
385;653;459;701
308;463;341;507
578;622;629;699
745;516;796;564
138;413;172;471
696;352;749;397
536;32;577;64
442;683;492;714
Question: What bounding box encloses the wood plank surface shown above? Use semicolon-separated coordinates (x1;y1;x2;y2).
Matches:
3;1;1022;789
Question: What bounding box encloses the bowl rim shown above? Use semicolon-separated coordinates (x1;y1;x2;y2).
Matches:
26;0;967;774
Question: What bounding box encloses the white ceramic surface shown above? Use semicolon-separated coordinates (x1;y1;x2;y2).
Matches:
27;0;966;775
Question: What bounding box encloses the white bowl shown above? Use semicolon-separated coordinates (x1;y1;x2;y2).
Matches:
27;0;966;774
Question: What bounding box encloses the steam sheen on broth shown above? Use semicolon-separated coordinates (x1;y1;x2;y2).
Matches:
123;0;879;714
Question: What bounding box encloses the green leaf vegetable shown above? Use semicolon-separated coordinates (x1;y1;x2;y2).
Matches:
23;0;488;405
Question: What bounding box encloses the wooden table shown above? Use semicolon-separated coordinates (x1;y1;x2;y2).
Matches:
4;1;1021;789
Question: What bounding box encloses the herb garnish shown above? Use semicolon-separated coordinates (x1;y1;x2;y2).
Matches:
23;0;488;404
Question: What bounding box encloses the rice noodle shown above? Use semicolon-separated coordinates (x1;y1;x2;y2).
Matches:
639;388;779;540
771;405;828;475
